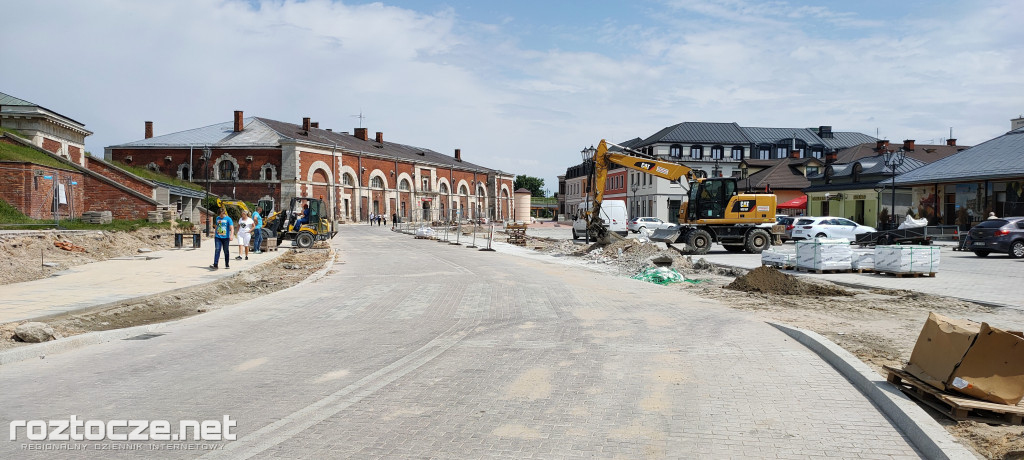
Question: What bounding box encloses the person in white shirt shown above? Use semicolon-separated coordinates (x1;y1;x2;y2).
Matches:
235;210;255;261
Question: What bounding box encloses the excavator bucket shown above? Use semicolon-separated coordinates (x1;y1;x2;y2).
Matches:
649;226;685;244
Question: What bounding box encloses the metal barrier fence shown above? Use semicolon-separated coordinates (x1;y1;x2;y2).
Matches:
394;220;498;251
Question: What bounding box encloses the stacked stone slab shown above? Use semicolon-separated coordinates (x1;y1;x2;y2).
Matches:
81;211;112;224
796;238;853;270
874;245;940;274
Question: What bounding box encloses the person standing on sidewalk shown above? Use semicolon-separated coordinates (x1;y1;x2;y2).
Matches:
251;206;264;254
210;208;234;270
368;212;375;225
236;210;254;261
392;212;397;230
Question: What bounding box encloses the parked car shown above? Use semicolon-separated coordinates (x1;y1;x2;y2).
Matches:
968;217;1024;258
776;216;796;242
627;217;673;233
790;217;876;242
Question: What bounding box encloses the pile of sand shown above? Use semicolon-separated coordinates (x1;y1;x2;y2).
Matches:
726;266;852;296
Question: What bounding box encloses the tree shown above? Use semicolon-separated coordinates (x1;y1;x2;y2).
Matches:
514;175;546;197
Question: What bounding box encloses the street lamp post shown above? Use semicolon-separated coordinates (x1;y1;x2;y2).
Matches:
630;179;639;219
202;147;212;236
883;148;906;230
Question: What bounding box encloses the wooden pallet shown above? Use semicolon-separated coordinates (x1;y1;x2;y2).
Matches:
853;267;875;274
794;267;853;274
874;271;936;278
505;223;527;246
884;366;1024;425
761;263;795;270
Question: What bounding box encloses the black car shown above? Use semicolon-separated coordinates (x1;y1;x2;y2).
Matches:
968;217;1024;258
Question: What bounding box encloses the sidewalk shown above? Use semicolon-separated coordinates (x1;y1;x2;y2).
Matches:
0;245;287;323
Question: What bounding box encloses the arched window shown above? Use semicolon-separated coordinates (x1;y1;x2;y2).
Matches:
341;173;354;186
399;179;411;191
459;185;469;195
260;164;277;181
370;176;384;188
731;146;743;160
852;163;863;182
690;145;703;159
218;161;234;180
669;144;683;158
711;145;724;160
439;183;449;194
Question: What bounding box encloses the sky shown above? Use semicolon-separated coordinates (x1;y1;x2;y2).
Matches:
2;0;1022;193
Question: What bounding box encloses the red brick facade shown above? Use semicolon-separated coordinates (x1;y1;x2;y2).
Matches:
0;162;85;219
87;159;155;198
41;137;61;154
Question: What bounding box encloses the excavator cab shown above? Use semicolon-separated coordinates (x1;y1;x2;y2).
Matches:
264;196;336;248
686;178;737;221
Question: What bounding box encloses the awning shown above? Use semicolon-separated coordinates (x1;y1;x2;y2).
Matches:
777;195;807;209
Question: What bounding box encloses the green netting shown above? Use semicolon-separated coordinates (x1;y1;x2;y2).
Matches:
631;267;706;285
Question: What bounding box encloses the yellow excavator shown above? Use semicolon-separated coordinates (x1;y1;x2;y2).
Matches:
583;139;782;254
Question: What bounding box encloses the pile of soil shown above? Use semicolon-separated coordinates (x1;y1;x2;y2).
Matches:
726;266;852;296
0;248;332;350
0;228;179;285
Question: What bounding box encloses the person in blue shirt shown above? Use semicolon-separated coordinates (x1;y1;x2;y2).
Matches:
294;202;311;228
210;208;234;270
252;206;264;254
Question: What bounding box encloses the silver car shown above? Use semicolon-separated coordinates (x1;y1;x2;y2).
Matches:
627;217;672;233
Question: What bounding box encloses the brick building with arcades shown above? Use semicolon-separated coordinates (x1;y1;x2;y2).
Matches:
105;111;516;224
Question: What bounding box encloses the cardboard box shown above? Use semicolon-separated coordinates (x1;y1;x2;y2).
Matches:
905;312;1024;405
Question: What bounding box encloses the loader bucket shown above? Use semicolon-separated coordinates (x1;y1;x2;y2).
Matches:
649;227;684;244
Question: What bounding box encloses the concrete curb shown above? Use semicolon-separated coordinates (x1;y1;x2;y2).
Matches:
0;246;337;367
769;322;977;460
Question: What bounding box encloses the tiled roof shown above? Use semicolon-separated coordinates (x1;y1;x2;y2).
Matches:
0;91;88;127
743;159;812;190
109;117;503;174
836;142;965;164
743;127;823;146
894;127;1024;185
641;122;750;145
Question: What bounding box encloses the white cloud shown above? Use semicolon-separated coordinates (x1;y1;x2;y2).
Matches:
1;0;1021;190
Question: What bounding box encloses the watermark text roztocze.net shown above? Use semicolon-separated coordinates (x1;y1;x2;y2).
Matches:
10;415;236;442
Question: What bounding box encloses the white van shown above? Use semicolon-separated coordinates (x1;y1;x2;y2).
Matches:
572;200;628;239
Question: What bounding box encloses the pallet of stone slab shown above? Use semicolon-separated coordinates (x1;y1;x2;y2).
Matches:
147;211;164;223
81;211;112;224
873;270;937;278
874;245;940;275
883;365;1024;425
795;238;852;271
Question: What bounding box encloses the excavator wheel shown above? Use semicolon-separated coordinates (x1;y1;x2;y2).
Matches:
745;229;772;254
685;229;712;255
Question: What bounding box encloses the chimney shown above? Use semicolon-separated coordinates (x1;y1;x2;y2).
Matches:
455;149;462;162
311;121;319;129
354;127;368;141
375;131;383;143
818;125;832;139
875;140;889;152
789;150;800;159
825;152;837;164
302;117;311;132
145;121;153;139
233;110;243;132
902;139;915;151
946;138;957;146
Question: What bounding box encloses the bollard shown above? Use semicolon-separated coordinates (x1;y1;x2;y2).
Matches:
451;221;462;245
467;222;478;248
480;222;496;251
174;233;184;248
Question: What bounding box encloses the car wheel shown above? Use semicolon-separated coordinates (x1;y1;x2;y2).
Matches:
638;226;646;233
572;229;578;240
815;232;828;238
973;250;991;257
296;231;315;248
1010;240;1024;259
745;229;772;254
685;229;712;255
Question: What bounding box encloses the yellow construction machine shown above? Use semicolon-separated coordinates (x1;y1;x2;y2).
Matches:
262;196;336;248
582;139;782;254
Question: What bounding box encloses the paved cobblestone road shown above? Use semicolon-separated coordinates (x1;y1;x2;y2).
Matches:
0;226;921;459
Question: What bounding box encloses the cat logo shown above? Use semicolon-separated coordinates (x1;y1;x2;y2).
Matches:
634;161;654;170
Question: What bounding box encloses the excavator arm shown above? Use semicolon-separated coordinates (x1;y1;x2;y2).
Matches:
585;140;705;241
